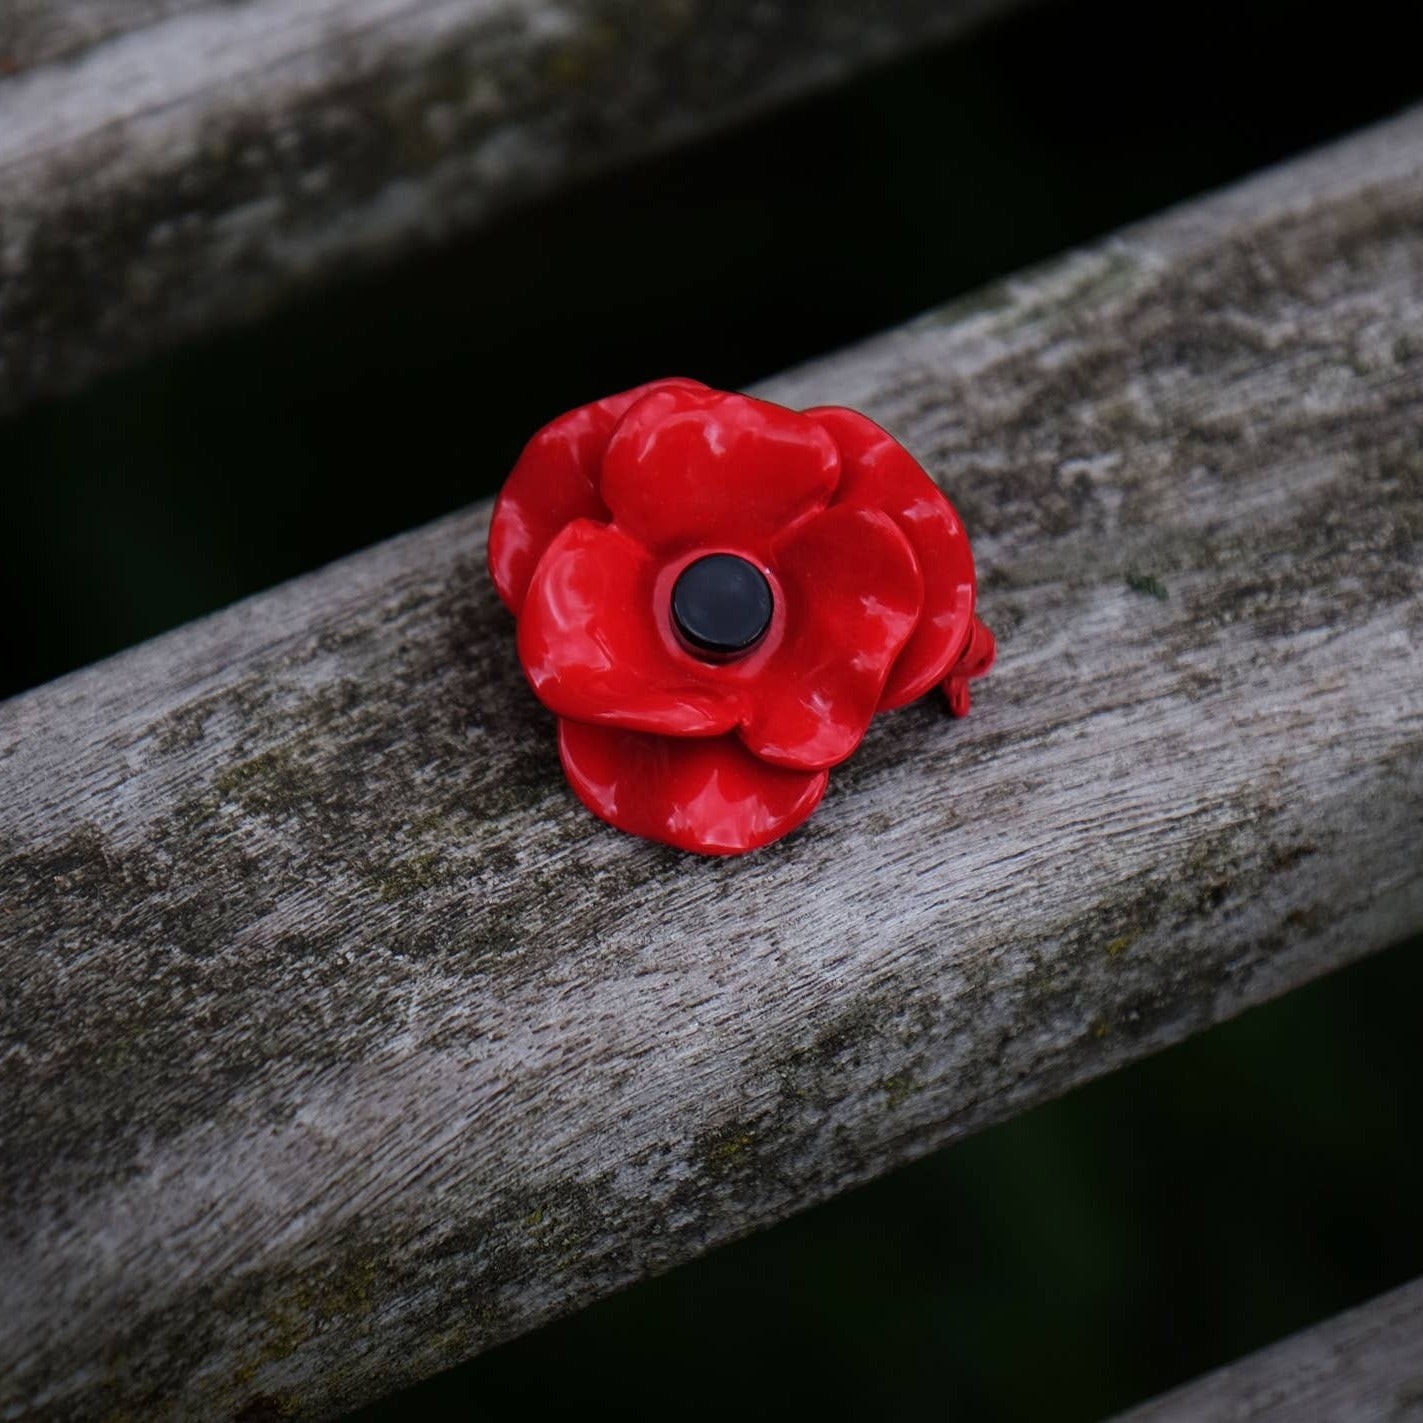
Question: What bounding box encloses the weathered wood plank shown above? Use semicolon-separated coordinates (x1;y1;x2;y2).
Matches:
3;107;1422;1421
1108;1277;1423;1422
0;0;1015;418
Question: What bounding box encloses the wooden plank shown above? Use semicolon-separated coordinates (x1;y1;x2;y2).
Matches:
1109;1277;1423;1422
2;106;1422;1422
0;0;1014;418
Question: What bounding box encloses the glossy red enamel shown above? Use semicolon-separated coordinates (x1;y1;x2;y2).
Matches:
558;720;828;856
489;379;994;854
740;505;921;770
600;385;840;555
805;404;978;709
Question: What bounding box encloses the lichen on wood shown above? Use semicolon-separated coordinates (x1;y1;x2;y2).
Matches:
2;105;1423;1421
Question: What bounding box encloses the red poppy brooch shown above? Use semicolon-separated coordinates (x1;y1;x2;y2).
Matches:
488;378;994;855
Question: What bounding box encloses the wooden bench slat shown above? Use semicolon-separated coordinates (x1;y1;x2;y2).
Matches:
1108;1277;1423;1422
2;106;1422;1420
0;0;1013;418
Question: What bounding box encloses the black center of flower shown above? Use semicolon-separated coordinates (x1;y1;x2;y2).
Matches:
671;553;773;659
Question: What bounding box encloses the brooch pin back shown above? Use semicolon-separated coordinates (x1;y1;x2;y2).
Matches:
488;378;993;855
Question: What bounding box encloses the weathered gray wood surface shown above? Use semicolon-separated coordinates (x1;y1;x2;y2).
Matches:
0;0;1015;418
1109;1277;1423;1422
3;106;1423;1421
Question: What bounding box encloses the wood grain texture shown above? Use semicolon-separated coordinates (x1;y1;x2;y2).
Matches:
0;0;1014;418
1109;1277;1423;1422
3;106;1423;1421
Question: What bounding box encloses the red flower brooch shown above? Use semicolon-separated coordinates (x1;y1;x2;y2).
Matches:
488;378;994;855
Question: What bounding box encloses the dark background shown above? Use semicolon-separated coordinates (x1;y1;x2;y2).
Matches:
4;0;1421;1417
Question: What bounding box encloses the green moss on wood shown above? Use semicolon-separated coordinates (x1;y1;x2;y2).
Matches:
1125;571;1169;601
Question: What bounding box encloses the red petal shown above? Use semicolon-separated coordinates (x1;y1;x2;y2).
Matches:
599;387;839;555
740;506;922;770
518;519;744;735
944;615;997;717
558;720;828;854
489;377;708;614
806;405;978;709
